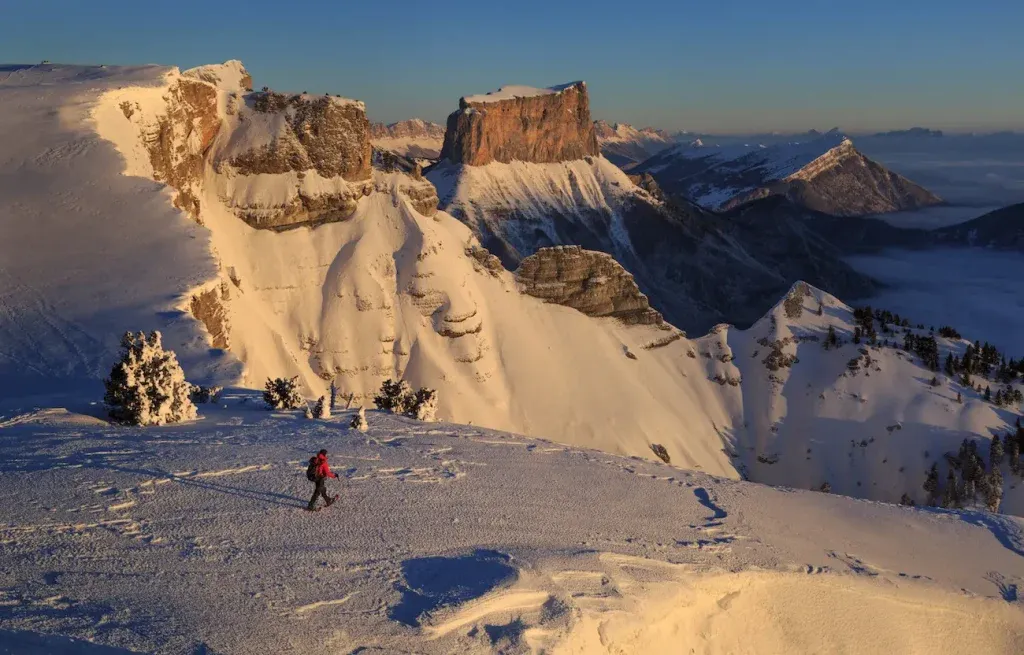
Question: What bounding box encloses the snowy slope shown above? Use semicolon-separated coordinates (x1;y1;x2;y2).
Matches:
427;156;650;266
0;404;1022;653
0;64;240;403
693;283;1024;515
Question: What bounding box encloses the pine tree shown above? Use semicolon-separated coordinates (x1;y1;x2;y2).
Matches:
825;325;838;349
329;380;338;411
984;386;991;402
312;395;329;419
985;469;1003;512
956;391;962;404
104;331;197;426
944;353;955;377
990;434;1004;470
923;463;939;505
942;468;959;508
900;493;915;506
929;376;939;387
1009;438;1021;475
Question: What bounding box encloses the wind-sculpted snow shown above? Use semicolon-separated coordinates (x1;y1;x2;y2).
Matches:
0;403;1021;653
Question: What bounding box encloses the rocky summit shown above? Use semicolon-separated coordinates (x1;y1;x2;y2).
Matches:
439;82;599;166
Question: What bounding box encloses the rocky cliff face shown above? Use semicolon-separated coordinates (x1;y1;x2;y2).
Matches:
208;91;376;230
221;92;372;181
516;246;663;325
440;82;599;166
135;77;221;221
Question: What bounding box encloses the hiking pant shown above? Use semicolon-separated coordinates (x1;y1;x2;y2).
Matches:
308;477;330;510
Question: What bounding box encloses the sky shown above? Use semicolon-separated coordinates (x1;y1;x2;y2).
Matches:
2;0;1022;133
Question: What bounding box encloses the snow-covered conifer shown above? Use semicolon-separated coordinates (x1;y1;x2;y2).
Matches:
923;463;939;505
263;377;303;410
984;469;1003;512
313;395;329;419
990;434;1004;471
374;379;413;413
408;387;438;422
103;331;197;426
350;406;368;432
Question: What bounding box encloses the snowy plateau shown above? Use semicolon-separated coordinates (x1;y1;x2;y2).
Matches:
0;62;1023;654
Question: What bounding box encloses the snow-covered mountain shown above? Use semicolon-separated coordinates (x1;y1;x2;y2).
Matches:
370;118;445;160
636;132;944;215
3;62;1024;520
427;82;885;333
593;120;675;169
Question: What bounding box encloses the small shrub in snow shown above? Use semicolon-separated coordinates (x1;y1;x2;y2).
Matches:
819;482;831;493
303;405;313;420
263;376;303;410
374;379;414;413
104;331;197;426
651;443;671;464
189;384;222;404
409;387;438;422
350;406;368;432
374;379;439;422
312;395;330;419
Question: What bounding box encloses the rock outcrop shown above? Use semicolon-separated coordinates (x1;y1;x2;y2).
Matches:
190;284;231;349
208;91;375;230
440;82;599;166
516;246;663;325
141;77;221;221
221;92;371;181
372;149;438;216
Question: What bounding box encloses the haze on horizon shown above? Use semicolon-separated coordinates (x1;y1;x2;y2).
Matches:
1;0;1021;134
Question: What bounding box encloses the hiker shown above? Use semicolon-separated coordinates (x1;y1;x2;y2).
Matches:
306;448;338;511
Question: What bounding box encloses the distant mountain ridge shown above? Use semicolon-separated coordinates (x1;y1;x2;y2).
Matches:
635;133;944;216
370;118;445;160
594;120;675;169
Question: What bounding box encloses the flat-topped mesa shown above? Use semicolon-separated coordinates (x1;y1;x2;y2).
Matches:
515;246;663;326
440;82;600;166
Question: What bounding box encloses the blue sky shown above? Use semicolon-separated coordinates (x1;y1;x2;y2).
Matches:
2;0;1021;133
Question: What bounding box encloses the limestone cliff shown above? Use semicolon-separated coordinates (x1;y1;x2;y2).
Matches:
516;246;663;325
440;82;599;166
